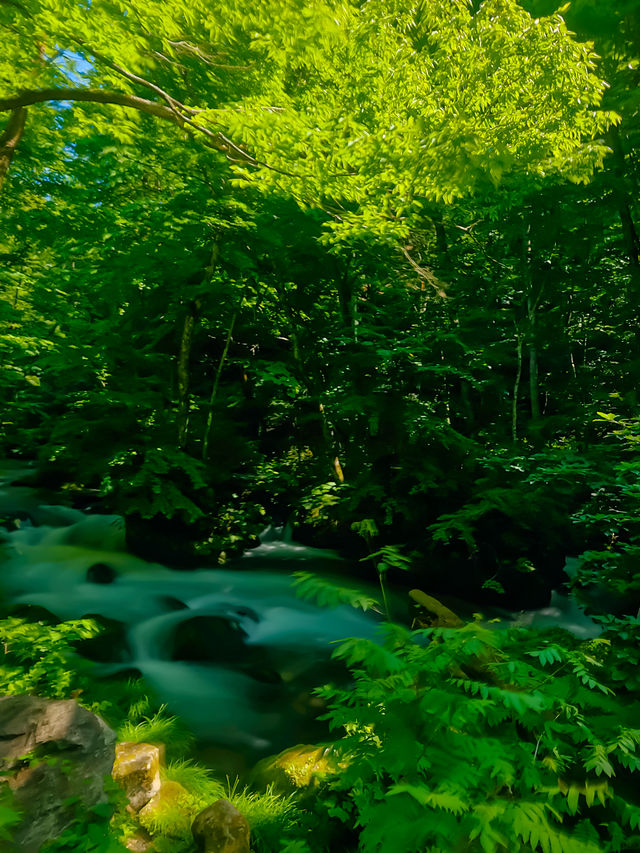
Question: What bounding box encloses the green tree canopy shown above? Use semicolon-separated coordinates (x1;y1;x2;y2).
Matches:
2;0;616;239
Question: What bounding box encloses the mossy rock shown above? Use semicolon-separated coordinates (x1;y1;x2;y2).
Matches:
250;744;338;795
112;742;162;812
409;589;464;628
139;781;190;817
137;780;192;841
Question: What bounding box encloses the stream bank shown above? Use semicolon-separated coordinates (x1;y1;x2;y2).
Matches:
0;460;382;767
0;459;600;770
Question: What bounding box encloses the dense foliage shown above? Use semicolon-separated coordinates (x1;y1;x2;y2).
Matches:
319;621;640;853
2;0;640;849
3;0;637;593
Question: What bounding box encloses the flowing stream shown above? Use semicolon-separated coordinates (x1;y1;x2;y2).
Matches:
0;460;599;766
0;462;382;762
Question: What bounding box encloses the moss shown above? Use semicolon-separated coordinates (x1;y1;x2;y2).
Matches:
250;745;337;794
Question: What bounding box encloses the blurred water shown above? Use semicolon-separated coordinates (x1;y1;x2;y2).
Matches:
0;462;380;757
0;461;600;759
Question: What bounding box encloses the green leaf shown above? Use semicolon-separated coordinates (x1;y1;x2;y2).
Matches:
291;573;380;612
388;784;469;816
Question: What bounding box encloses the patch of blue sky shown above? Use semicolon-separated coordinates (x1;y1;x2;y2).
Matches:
52;50;94;86
46;51;96;122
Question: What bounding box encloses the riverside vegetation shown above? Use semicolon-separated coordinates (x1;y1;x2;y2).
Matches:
1;0;640;850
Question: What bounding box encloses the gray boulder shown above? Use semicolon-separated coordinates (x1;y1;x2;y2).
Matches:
0;694;116;852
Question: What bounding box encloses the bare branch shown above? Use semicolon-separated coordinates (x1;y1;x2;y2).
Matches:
455;221;515;271
401;246;448;298
68;39;200;121
166;40;251;70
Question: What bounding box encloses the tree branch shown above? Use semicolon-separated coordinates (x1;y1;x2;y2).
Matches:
0;88;181;123
401;246;448;298
68;38;199;120
0;87;308;178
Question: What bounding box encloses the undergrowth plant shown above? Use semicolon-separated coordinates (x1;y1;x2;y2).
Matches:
568;413;640;617
41;785;129;853
315;620;640;853
225;778;299;853
592;614;640;695
0;613;304;852
0;616;181;737
117;708;195;761
0;617;102;700
127;762;299;853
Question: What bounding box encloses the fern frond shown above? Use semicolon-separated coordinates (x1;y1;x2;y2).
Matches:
291;572;380;612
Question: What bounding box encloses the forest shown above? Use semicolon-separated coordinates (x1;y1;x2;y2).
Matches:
1;0;640;850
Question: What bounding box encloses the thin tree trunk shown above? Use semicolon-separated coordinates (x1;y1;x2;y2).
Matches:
512;334;523;442
618;193;640;264
318;402;345;483
177;298;201;448
606;126;640;294
441;349;451;425
296;352;346;483
201;304;241;460
336;257;358;339
618;201;640;292
284;282;346;482
0;108;27;192
522;216;542;421
435;219;448;258
459;380;473;429
528;336;540;420
176;245;219;447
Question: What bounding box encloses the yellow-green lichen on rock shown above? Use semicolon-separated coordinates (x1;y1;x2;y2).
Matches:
137;778;192;840
250;744;337;794
139;780;190;821
192;799;250;853
113;742;162;812
409;589;464;628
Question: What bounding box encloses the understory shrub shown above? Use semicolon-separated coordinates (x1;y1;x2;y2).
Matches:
315;620;640;853
0;617;102;700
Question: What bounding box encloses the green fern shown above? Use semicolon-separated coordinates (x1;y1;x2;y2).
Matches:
314;621;640;853
291;572;380;612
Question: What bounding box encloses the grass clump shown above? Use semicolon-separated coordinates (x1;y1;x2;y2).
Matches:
117;706;194;760
163;759;225;802
226;778;300;853
131;765;302;853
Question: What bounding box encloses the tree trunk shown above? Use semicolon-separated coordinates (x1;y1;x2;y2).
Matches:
521;216;542;422
528;336;540;420
291;346;345;483
606;126;640;295
177;298;202;448
618;200;640;291
318;402;345;483
0;108;27;192
336;257;358;339
284;280;346;482
176;246;219;447
201;304;241;460
512;334;523;442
